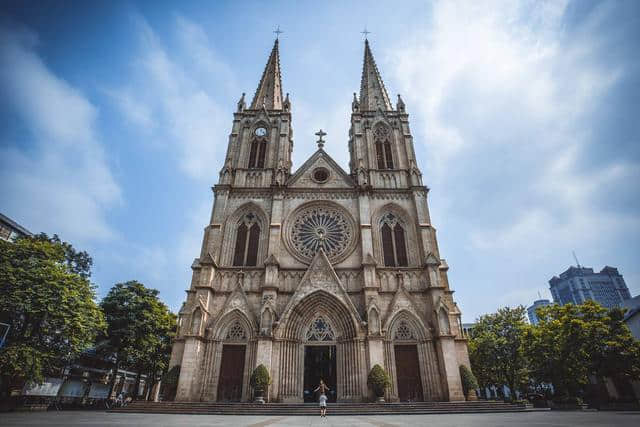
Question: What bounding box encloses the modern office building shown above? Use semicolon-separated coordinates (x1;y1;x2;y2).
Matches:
0;212;32;241
549;265;631;309
527;299;551;325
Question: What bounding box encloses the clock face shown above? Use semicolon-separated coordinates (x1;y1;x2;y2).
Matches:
255;127;267;137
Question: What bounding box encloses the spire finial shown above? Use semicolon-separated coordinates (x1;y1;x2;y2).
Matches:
315;129;327;149
361;27;371;40
274;25;284;39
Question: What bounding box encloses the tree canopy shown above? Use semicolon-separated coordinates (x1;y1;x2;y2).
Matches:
468;306;529;398
0;235;105;389
99;281;176;397
524;300;640;399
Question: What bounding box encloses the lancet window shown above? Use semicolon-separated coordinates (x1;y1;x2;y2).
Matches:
380;213;408;267
306;316;335;341
232;213;261;266
248;128;268;168
374;124;394;169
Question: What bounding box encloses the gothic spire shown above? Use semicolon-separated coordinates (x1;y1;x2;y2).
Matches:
250;39;283;110
359;39;392;111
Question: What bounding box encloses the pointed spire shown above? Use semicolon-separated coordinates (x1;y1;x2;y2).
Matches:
250;39;284;110
359;39;392;111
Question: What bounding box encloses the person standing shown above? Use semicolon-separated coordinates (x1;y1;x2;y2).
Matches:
314;380;330;417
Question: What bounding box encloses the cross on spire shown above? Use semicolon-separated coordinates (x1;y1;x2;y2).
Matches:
315;129;327;149
274;25;284;39
361;27;371;39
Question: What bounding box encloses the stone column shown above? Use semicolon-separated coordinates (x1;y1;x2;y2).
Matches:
176;336;205;401
435;336;465;401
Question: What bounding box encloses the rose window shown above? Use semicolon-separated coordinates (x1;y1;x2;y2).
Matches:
394;320;415;341
287;203;356;263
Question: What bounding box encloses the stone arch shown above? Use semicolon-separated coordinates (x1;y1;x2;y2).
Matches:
386;310;429;341
385;310;442;401
371;203;419;267
278;290;360;340
209;309;255;341
221;202;269;266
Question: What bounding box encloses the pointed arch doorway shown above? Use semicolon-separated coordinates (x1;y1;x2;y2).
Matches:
303;316;337;402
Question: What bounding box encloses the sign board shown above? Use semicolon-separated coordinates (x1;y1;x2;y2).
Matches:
22;377;63;397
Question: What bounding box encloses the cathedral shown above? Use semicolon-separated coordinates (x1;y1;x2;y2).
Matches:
169;37;471;403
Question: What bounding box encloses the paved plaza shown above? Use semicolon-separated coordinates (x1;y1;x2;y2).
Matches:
1;411;639;427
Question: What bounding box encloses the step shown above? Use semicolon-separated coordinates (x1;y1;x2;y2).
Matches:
109;401;526;415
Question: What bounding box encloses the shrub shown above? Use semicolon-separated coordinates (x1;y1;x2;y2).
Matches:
367;364;390;397
459;365;479;398
250;364;271;391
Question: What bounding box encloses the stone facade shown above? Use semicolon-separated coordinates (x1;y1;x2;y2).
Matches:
169;38;470;403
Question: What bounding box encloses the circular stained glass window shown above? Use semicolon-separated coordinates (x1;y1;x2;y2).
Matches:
312;167;329;183
285;202;357;264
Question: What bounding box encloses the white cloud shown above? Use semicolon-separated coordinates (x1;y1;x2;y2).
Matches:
0;25;121;242
388;0;640;319
110;15;236;182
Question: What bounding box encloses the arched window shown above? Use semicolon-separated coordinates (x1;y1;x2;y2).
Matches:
232;213;261;266
374;124;394;169
248;127;268;169
380;213;408;267
248;140;267;168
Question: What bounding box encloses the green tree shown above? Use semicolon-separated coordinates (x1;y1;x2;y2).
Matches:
100;281;176;399
0;235;105;393
468;306;529;400
525;300;640;400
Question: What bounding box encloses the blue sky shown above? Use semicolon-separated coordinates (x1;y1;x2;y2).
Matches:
1;0;639;321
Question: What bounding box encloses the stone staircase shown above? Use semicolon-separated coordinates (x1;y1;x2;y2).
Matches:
109;400;528;415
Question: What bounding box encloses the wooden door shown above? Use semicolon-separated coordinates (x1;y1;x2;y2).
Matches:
217;345;246;401
394;345;423;401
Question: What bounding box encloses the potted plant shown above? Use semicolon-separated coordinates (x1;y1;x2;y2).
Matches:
459;365;479;401
250;364;271;404
367;364;390;402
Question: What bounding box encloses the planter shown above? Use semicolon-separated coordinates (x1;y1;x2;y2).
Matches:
254;390;265;404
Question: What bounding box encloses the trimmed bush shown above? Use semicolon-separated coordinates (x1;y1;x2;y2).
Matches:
250;364;271;391
367;364;391;397
459;365;479;399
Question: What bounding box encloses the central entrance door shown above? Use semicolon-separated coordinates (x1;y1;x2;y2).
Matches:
394;344;423;401
217;344;246;401
303;345;337;402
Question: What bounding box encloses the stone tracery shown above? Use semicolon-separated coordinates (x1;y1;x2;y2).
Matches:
285;202;357;263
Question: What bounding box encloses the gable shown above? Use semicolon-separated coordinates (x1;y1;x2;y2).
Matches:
277;249;362;326
287;149;355;189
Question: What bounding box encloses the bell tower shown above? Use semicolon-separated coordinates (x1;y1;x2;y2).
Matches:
219;38;293;188
349;39;422;189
